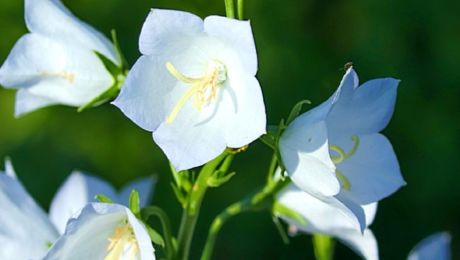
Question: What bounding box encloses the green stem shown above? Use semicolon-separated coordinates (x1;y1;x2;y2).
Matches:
142;206;175;259
224;0;235;18
176;151;232;260
201;176;289;260
313;234;335;260
237;0;244;20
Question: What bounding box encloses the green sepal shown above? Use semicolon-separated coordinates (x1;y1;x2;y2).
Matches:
111;29;129;70
94;50;122;76
146;225;166;248
170;164;193;193
129;189;141;217
272;201;307;225
272;215;290;244
94;194;113;203
286;99;311;125
207;171;236;187
171;182;187;208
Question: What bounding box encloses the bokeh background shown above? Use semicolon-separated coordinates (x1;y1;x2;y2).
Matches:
1;0;459;259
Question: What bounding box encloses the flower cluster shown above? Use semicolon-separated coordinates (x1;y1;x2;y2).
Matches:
0;0;451;259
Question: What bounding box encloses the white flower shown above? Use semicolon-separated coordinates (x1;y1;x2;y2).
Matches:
49;171;156;234
113;9;266;170
408;232;451;260
276;183;378;260
44;203;155;260
279;67;406;230
0;161;154;259
0;0;120;117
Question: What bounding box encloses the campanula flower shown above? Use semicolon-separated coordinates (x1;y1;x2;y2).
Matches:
113;9;266;170
0;0;120;116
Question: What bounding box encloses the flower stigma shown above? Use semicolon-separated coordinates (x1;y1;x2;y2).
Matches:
165;60;227;124
105;220;139;260
329;135;360;191
329;135;360;164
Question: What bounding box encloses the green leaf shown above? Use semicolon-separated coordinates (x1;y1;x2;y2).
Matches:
94;194;113;203
207;171;236;187
146;225;166;248
129;189;141;217
286;99;311;125
272;201;307;225
313;234;335;260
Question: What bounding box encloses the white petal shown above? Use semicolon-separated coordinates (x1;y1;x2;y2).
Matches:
204;16;257;75
25;0;118;63
119;176;156;207
408;232;451;260
113;56;170;131
0;34;114;106
0;173;58;259
280;100;339;197
334;133;406;205
334;67;360;100
277;184;370;233
221;71;266;148
15;89;58;117
49;171;117;234
126;207;156;260
45;203;155;260
139;9;204;56
328;76;399;136
335;229;379;260
153;110;227;170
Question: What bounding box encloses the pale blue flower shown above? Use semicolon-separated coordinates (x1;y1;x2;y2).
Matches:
113;9;266;170
408;232;451;260
0;0;119;116
44;203;155;260
279;67;406;231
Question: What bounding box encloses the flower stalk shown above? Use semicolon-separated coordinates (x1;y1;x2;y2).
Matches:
201;154;289;260
176;151;234;260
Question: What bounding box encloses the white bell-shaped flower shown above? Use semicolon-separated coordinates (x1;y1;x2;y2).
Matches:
113;9;266;170
277;182;378;260
44;203;155;260
279;67;406;230
0;0;120;116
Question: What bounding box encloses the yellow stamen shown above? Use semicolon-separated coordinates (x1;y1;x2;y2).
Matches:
105;221;139;260
165;60;227;124
40;71;75;83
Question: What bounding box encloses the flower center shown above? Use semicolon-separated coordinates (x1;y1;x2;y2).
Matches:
165;60;227;124
105;221;139;260
329;135;360;191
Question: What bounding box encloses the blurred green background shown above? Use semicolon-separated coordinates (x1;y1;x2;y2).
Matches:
0;0;459;259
